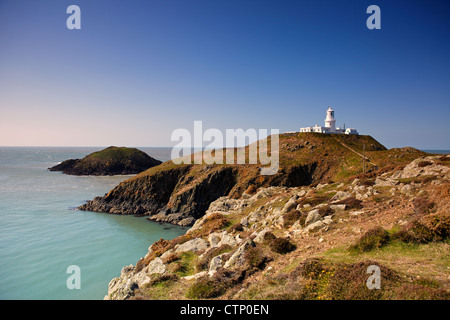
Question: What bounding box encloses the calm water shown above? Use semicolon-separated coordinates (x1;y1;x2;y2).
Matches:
0;147;187;300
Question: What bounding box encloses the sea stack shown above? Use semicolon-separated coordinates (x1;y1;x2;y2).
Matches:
49;146;162;176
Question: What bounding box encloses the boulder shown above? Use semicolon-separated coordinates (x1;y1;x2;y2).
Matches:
375;177;395;187
305;209;322;226
224;239;255;269
175;238;208;253
146;257;166;275
209;253;228;272
105;265;138;300
253;228;273;243
400;184;414;195
330;204;346;211
281;197;298;213
182;271;208;281
331;191;352;202
303;220;325;233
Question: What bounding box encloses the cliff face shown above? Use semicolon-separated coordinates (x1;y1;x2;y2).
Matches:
104;154;450;300
49;146;162;176
78;133;426;226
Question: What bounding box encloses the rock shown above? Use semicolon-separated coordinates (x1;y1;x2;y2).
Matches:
322;215;333;225
316;183;328;190
178;217;196;226
209;253;228;272
208;232;222;247
208;231;240;248
206;196;256;216
240;216;249;227
330;204;346;211
224;239;255;269
159;249;175;261
297;189;307;197
290;220;302;230
375;177;395;187
253;228;273;243
400;184;414;195
255;188;272;199
281;197;298;213
305;209;321;226
303;220;325;233
331;191;352;202
49;146;162;176
182;271;208;281
146;257;166;275
105;265;138;300
248;210;266;225
175;238;208;253
392;156;450;179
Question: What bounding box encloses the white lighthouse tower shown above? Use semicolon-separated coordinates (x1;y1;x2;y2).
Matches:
324;106;336;132
299;106;359;135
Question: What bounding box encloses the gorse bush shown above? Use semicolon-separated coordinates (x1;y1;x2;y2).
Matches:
244;245;271;269
186;269;243;299
417;160;433;168
350;226;390;253
282;209;302;228
412;197;435;215
186;276;225;299
268;237;297;254
394;213;450;244
333;196;362;210
296;258;448;300
147;274;179;287
228;222;244;233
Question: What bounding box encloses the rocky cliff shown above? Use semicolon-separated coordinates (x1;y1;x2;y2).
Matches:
105;153;450;300
78;133;430;226
49;146;162;176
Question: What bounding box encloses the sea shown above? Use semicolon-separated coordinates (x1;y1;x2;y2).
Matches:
0;147;188;300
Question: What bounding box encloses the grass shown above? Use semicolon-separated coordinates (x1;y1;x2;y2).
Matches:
395;175;437;185
320;239;450;281
350;226;390;253
196;244;233;271
186;269;243;299
168;251;198;277
87;146;144;161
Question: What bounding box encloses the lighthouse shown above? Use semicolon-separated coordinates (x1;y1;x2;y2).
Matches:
324;107;336;132
299;106;359;135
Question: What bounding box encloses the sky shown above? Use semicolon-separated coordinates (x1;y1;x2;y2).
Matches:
0;0;449;149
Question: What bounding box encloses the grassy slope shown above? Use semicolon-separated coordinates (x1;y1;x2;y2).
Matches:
128;154;449;300
122;132;426;189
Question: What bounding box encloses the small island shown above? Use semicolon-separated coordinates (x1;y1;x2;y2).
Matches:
49;146;162;176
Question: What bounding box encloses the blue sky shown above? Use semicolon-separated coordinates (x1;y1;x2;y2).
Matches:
0;0;449;149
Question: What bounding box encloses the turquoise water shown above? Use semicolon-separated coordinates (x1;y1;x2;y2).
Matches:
0;147;187;300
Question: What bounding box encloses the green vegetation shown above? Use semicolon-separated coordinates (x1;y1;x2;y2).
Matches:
87;146;143;160
168;251;197;277
196;244;232;271
350;226;390;253
186;269;242;299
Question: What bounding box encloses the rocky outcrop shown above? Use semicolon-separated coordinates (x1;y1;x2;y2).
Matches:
49;146;162;176
104;152;450;300
77;134;426;227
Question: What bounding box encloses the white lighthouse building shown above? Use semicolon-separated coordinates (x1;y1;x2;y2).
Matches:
300;107;359;135
324;107;336;132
